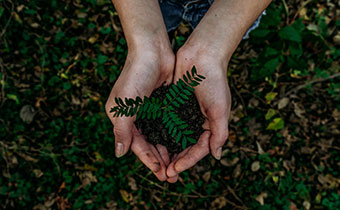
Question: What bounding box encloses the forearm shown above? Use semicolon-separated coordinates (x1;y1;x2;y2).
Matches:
112;0;170;51
185;0;272;60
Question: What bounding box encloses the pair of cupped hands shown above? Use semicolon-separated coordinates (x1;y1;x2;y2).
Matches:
105;34;231;183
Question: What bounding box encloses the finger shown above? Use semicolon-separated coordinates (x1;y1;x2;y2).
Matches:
167;153;179;183
173;131;211;174
209;115;229;160
113;118;134;158
131;134;167;181
208;84;231;160
166;146;193;178
156;144;170;166
167;176;178;183
150;145;168;181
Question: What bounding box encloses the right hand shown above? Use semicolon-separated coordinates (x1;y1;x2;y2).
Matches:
105;46;175;181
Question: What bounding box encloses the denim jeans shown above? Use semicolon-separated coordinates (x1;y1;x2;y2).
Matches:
159;0;265;39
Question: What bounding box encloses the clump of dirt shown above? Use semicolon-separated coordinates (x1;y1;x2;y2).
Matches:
135;85;205;153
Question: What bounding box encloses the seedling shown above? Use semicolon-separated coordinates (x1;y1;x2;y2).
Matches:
110;66;205;149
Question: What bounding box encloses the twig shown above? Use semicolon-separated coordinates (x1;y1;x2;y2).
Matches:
227;185;244;204
136;174;247;209
0;1;14;39
0;141;11;178
285;72;340;96
280;0;289;25
0;58;6;107
231;82;248;116
136;173;202;198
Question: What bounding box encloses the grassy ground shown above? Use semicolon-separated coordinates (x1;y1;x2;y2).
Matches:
0;0;339;209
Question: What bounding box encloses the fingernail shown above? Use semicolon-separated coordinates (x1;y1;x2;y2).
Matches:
215;147;222;160
115;143;124;158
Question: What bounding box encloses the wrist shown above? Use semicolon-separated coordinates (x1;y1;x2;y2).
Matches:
127;29;172;57
180;33;232;69
127;39;175;78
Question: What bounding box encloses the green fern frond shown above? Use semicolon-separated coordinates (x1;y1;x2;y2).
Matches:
110;65;205;150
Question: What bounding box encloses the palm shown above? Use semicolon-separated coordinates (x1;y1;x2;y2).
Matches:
166;51;231;181
105;52;174;181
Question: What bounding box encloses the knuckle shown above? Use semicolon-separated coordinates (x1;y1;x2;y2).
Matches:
157;174;167;182
222;130;229;141
113;125;127;139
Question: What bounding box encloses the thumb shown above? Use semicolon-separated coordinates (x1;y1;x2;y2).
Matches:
113;117;133;158
209;117;229;160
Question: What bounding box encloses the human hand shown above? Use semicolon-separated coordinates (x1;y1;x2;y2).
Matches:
166;41;231;182
105;45;175;181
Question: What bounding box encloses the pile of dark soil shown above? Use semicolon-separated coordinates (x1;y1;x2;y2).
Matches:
135;85;205;153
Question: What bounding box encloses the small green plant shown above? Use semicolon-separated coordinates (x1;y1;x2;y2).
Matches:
110;66;205;149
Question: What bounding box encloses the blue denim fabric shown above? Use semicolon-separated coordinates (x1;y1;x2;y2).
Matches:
159;0;265;39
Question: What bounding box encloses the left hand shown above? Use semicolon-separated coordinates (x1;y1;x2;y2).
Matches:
165;39;232;183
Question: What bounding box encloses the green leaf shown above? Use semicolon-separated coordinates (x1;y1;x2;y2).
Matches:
189;81;199;87
169;88;176;97
114;97;119;105
125;98;132;106
193;76;203;82
278;26;302;42
0;8;4;18
179;93;189;100
177;79;184;89
7;94;19;104
186;71;193;82
179;124;189;129
183;75;189;83
265;109;276;120
97;54;108;65
183;130;194;135
252;57;279;80
118;98;126;107
251;29;271;38
176;132;182;143
172;85;179;93
183;89;192;96
175;120;185;126
172;101;180;108
197;74;206;80
142;110;147;119
182;137;187;150
192;66;197;75
162;98;168;105
166;93;172;102
171;127;177;138
165;120;171;128
169;123;174;134
136;111;141;119
187;137;196;143
265;92;278;103
132;106;138;115
136;96;143;104
152;110;157;120
266;118;285;130
185;85;195;92
336;20;340;27
176;97;185;104
162;115;170;123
